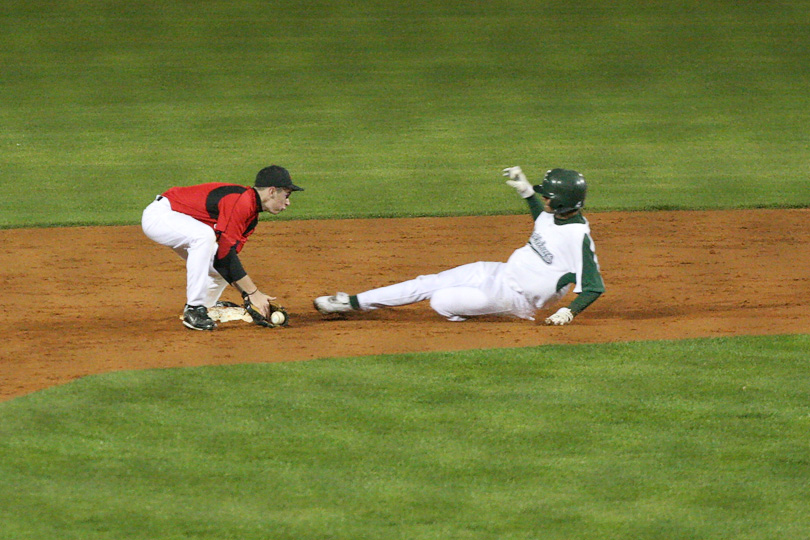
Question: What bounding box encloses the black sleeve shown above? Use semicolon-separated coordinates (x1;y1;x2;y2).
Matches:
212;246;247;284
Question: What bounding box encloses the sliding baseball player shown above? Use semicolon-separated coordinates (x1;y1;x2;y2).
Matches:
314;166;604;325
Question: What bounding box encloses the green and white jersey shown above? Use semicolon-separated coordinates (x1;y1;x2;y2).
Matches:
504;210;605;312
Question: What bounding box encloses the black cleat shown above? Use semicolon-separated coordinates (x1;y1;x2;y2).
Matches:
183;305;217;331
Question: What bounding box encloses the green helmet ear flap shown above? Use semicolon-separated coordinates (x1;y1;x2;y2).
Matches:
534;168;587;215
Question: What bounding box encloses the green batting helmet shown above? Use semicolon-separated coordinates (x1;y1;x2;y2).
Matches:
534;168;587;215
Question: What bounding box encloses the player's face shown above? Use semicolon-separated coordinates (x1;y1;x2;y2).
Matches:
541;196;554;213
261;187;293;214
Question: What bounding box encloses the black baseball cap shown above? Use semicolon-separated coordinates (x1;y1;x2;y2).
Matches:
254;165;304;191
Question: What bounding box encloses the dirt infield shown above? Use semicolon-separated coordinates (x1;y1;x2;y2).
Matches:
2;209;808;401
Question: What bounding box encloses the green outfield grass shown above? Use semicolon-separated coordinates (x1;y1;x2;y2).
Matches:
2;0;810;227
1;335;808;540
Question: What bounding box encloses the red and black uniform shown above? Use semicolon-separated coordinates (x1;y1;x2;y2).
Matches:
162;183;261;284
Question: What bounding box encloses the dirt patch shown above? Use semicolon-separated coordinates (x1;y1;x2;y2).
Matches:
2;209;808;401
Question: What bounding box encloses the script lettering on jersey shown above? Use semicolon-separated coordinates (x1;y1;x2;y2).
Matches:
527;232;554;264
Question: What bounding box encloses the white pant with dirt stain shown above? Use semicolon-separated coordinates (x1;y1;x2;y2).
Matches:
141;197;228;308
355;261;536;321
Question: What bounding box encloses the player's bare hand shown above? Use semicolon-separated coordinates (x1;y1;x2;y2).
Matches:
246;291;275;318
502;166;534;198
545;307;574;326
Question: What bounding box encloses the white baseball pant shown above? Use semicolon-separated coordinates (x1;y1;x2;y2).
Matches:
141;197;228;307
356;261;536;321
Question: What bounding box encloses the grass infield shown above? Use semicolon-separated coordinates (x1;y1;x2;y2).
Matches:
1;335;808;539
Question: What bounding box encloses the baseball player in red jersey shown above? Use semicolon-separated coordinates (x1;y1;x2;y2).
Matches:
142;165;304;330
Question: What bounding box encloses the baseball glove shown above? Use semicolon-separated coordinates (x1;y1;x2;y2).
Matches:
242;293;289;328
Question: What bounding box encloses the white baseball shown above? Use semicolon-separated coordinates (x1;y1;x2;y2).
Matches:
270;311;287;325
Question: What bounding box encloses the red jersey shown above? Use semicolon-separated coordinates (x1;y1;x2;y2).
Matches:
162;183;261;283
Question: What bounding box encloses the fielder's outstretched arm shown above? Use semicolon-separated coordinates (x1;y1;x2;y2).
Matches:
231;275;274;319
